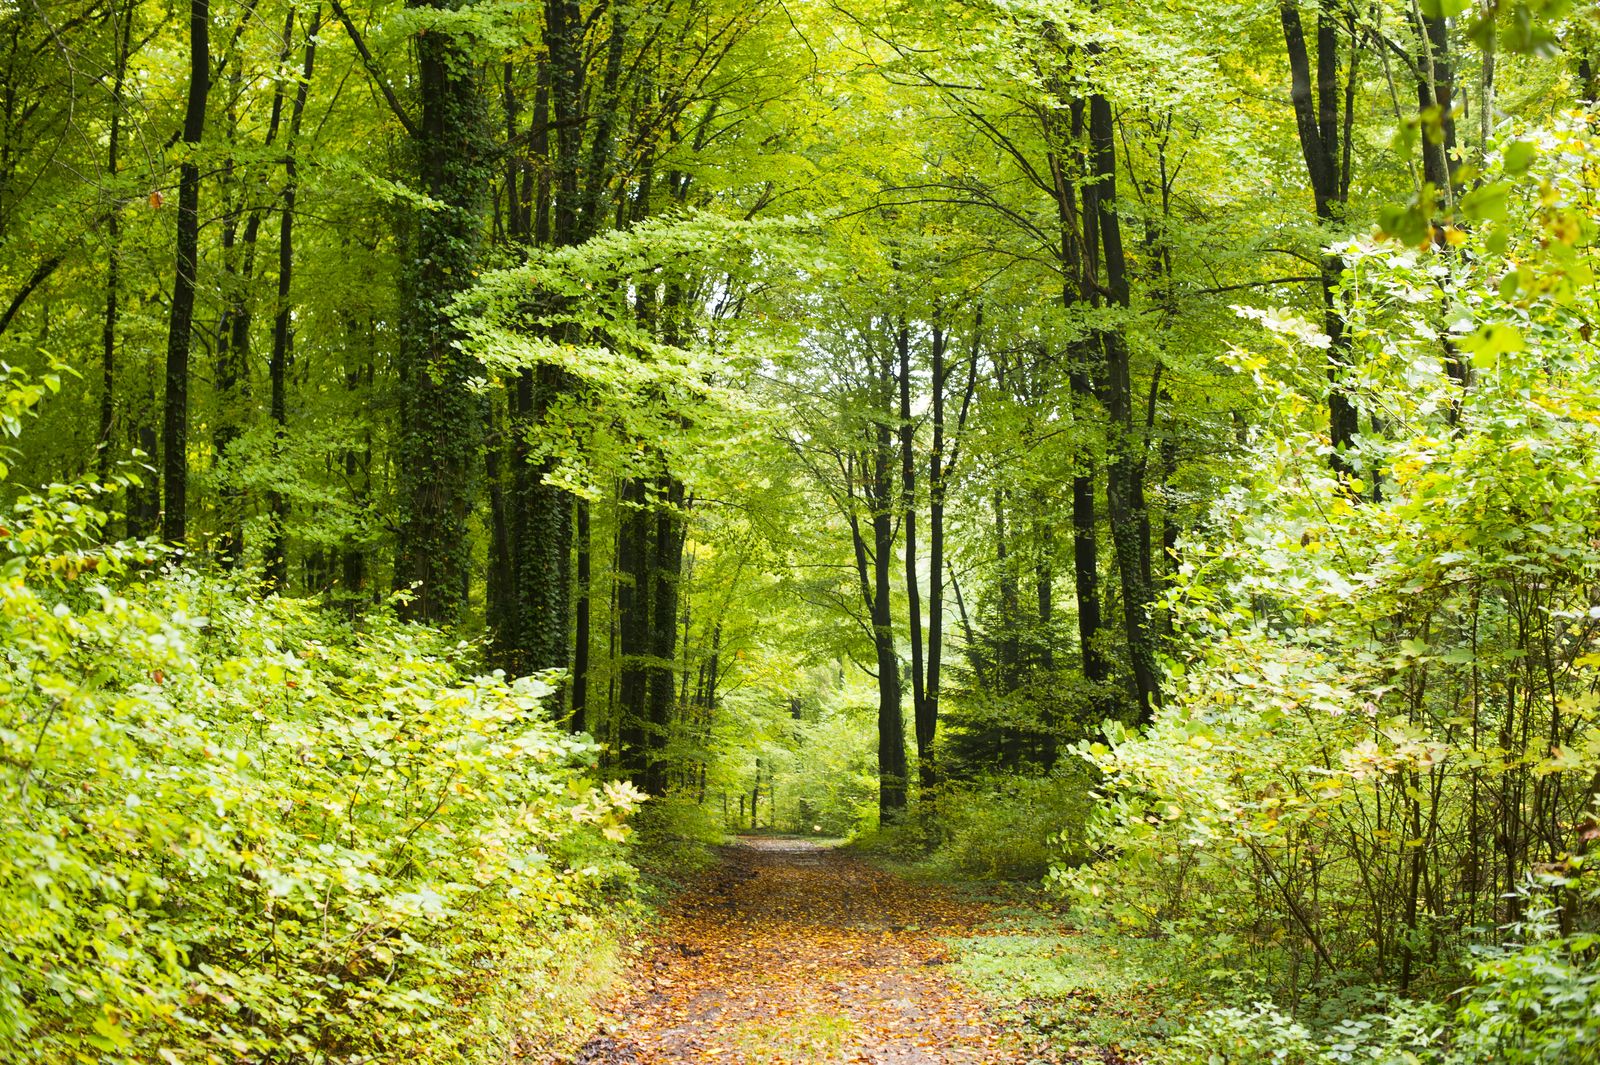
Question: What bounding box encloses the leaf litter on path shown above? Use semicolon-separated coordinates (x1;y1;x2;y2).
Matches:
559;837;1074;1064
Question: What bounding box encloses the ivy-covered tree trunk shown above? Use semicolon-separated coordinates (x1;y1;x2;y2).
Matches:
507;0;588;672
572;498;591;732
617;478;652;783
160;0;209;545
393;0;489;623
645;476;686;795
514;367;572;666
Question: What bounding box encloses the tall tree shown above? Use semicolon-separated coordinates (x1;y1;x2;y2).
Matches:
383;0;491;622
161;0;211;543
1280;0;1360;471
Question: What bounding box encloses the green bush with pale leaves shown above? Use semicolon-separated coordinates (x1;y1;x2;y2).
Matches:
1061;116;1600;1061
0;366;642;1064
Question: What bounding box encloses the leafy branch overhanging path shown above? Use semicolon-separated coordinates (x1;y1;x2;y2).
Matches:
567;839;1034;1064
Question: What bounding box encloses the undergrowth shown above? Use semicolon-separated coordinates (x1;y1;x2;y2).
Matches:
852;770;1092;881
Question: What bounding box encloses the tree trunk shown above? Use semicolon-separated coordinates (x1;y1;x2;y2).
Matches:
1090;91;1161;722
341;358;372;609
486;404;514;636
645;476;686;795
99;0;134;491
618;478;651;784
897;319;928;791
872;355;908;816
573;497;591;732
922;318;951;790
506;0;594;671
160;0;210;544
265;16;318;587
1280;0;1359;471
394;0;488;622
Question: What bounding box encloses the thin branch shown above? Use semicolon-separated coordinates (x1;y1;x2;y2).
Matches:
328;0;419;139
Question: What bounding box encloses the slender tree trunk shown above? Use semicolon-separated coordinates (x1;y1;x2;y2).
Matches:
486;404;514;634
212;8;285;564
1417;9;1458;204
1069;383;1107;690
341;358;372;608
1090;91;1161;722
265;15;318;587
99;0;134;490
921;319;949;790
645;477;686;795
161;0;210;544
1035;492;1058;768
573;498;591;732
873;360;908;816
618;479;651;784
896;319;928;790
1281;0;1359;471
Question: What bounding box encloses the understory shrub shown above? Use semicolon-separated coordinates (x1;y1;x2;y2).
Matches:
927;772;1094;880
853;771;1092;880
0;369;643;1063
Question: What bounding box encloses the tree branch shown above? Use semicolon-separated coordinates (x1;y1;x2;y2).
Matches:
328;0;419;140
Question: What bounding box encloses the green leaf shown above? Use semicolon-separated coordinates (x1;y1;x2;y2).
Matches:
1460;180;1512;224
1378;202;1431;246
1460;323;1524;368
1502;140;1538;175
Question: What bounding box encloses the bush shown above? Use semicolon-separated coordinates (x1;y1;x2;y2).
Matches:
1160;999;1450;1065
927;772;1093;880
1452;877;1600;1065
0;372;643;1063
852;771;1092;881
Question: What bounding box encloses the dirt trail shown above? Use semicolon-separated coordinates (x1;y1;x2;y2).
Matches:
568;837;1032;1064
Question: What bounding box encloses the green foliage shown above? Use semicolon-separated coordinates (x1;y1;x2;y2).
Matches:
0;370;642;1063
1058;111;1600;1053
1158;998;1449;1065
1453;874;1600;1065
927;774;1094;880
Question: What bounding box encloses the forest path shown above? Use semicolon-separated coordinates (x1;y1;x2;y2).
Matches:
567;837;1038;1064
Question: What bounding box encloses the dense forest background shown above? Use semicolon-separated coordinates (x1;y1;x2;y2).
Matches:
2;0;1600;1059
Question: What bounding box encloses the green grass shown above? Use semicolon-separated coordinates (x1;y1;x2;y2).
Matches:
729;1011;858;1063
944;899;1199;1059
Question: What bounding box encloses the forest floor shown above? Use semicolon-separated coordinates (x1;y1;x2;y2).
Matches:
559;837;1149;1065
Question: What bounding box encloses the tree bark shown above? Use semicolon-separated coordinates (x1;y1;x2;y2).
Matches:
393;0;488;622
573;497;591;732
618;478;651;784
872;352;908;816
1090;91;1161;722
160;0;210;544
1280;0;1359;471
645;476;686;795
897;318;927;790
99;0;134;489
265;14;318;587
